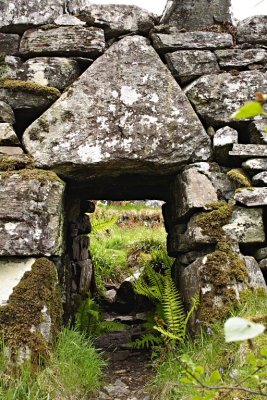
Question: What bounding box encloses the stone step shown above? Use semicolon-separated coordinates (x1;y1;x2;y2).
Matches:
229;144;267;158
242;158;267;171
235;187;267;206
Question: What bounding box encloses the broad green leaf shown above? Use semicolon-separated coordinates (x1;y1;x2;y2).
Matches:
209;370;222;384
261;348;267;357
180;377;194;384
224;317;265;342
195;365;205;375
231;101;264;120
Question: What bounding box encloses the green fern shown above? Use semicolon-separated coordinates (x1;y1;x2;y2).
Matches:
91;216;118;234
127;333;163;349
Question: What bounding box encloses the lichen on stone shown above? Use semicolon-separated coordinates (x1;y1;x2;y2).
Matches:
227;168;251;188
0;168;63;183
0;79;61;99
0;258;63;362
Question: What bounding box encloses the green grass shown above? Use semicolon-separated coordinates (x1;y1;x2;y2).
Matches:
149;289;267;400
90;203;167;286
0;329;106;400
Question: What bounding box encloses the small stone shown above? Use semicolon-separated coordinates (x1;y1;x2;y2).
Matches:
243;256;267;289
215;48;267;68
248;119;267;144
20;26;105;58
71;236;89;261
0;123;20;145
53;14;86;26
213;126;238;165
151;30;233;54
0;56;21;80
234;187;267;207
237;16;267;45
0;101;15;124
165;50;219;85
176;247;215;266
242;158;267;172
0;33;20;55
229;144;267;158
252;171;267;186
0;146;23;155
104;289;117;303
254;247;267;261
259;259;267;270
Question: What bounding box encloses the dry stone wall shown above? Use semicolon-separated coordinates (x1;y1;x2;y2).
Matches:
0;0;267;354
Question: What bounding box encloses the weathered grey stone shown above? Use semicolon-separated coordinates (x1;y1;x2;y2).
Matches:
169;206;265;254
0;33;20;55
151;30;233;53
53;14;86;26
255;247;267;261
72;236;89;261
234;187;267;207
77;259;93;293
20;26;105;58
0;56;21;80
23;36;211;180
230;144;267;158
242;158;267;171
176;247;215;266
252;172;267;186
169;167;218;221
0;0;64;33
160;0;232;30
17;57;81;91
213;126;238;164
0;258;35;306
243;256;267;289
248;119;267;144
0;169;65;256
0;102;15;124
185;71;267;127
0;81;60;113
215;49;267;68
0;123;19;145
237;16;267;45
0;147;23;155
165;50;219;85
223;207;265;243
259;259;267;270
72;4;156;38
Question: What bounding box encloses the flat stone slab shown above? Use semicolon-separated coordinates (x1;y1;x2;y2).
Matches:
0;101;15;124
23;35;211;181
0;258;35;306
215;49;267;68
213;126;238;164
151;31;233;53
0;169;65;256
185;71;267;127
252;172;267;186
230;144;267;158
242;158;267;171
234;187;267;207
237;16;267;45
71;4;156;38
0;146;23;155
20;26;105;58
165;50;219;85
248;119;267;145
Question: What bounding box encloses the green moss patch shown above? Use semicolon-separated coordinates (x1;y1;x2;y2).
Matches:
0;168;63;184
0;258;63;362
0;154;34;171
0;79;61;98
227;168;251;188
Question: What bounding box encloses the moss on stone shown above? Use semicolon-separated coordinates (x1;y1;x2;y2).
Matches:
227;168;251;188
0;79;61;98
196;201;234;240
0;168;63;184
0;258;63;363
0;155;34;171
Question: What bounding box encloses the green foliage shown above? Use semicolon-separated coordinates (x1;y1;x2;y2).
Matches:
0;329;106;399
76;296;126;338
231;101;266;119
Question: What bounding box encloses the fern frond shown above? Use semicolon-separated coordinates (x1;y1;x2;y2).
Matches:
91;216;118;234
99;321;127;335
183;292;200;333
127;333;163;349
153;325;184;342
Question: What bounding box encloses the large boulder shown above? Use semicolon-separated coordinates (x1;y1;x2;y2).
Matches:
70;4;156;38
0;169;65;256
185;71;267;127
0;0;65;33
23;35;211;181
160;0;232;30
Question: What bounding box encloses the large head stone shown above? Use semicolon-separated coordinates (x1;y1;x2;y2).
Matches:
23;35;211;181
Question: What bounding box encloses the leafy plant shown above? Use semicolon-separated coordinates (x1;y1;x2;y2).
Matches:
76;296;126;338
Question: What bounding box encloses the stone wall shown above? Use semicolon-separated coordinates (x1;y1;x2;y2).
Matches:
1;0;267;354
